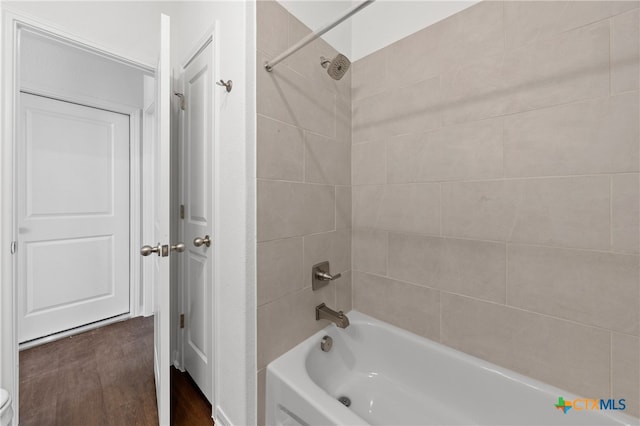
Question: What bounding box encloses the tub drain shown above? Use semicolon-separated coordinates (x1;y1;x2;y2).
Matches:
338;396;351;407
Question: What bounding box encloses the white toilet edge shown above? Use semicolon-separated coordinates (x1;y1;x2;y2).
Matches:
0;388;12;426
0;389;9;409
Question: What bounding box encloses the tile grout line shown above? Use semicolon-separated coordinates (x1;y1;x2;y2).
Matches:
348;172;639;186
256;113;350;144
334;186;338;232
609;16;613;97
354;269;639;337
505;243;509;306
610;175;614;250
354;91;638;143
439;183;443;237
610;332;614;399
439;289;443;344
352;227;638;256
385;230;389;277
501;116;506;179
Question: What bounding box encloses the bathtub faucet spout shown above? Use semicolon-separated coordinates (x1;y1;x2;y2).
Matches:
316;303;350;329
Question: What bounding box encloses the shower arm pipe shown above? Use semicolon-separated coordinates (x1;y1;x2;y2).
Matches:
264;0;375;72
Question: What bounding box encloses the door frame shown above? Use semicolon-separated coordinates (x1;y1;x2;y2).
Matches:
0;10;154;423
174;26;219;414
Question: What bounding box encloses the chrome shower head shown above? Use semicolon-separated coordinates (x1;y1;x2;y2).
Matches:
320;54;351;80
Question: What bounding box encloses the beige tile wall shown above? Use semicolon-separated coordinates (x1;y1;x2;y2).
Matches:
351;0;640;418
256;1;352;423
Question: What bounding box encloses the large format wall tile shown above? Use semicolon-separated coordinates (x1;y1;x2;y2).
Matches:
612;174;640;253
352;185;384;229
353;184;440;234
386;76;442;137
287;14;351;97
374;184;441;234
504;93;639;177
353;271;440;340
335;185;351;230
351;48;388;102
352;228;387;275
502;21;610;115
303;229;351;278
257;115;304;181
257;51;336;138
507;244;639;335
352;140;386;185
257;180;334;241
612;9;640;93
438;1;505;71
305;132;350;185
353;76;441;143
504;1;638;50
257;284;335;370
441;293;611;398
442;176;611;249
612;333;640;418
441;49;506;126
336;93;352;144
256;0;288;57
388;233;506;303
352;90;392;144
256;3;352;422
442;17;614;125
257;237;303;306
387;118;503;183
385;19;444;87
336;270;352;313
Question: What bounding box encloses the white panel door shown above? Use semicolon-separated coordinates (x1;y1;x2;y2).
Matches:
180;41;214;402
149;14;172;426
17;92;130;343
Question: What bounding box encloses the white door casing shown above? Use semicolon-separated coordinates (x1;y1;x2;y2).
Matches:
17;92;130;343
179;41;214;402
149;13;172;426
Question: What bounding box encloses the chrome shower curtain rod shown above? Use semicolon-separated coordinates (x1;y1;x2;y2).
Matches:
264;0;375;72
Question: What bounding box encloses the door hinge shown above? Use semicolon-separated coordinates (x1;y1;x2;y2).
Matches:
180;313;185;329
10;241;17;254
180;204;185;219
174;93;185;110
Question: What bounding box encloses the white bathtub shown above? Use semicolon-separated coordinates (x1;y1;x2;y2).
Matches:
266;311;637;426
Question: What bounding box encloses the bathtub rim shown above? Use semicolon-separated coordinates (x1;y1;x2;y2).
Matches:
266;310;638;426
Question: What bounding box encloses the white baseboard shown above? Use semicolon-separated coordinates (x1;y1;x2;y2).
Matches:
215;406;232;426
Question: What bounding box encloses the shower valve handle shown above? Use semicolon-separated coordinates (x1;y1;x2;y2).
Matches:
315;270;342;281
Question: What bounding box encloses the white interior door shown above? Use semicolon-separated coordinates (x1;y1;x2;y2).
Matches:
146;14;172;426
179;41;214;402
17;92;130;343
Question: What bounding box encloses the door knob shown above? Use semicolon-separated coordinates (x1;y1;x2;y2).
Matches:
193;235;211;248
140;243;162;256
171;242;186;253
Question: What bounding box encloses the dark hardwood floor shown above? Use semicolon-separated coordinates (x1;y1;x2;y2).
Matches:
19;316;212;426
171;367;213;426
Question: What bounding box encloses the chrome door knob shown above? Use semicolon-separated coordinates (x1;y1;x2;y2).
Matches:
140;243;162;256
193;235;211;248
171;242;186;253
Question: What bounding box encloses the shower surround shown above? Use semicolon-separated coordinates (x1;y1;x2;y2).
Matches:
257;0;639;423
351;0;639;419
256;1;352;423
